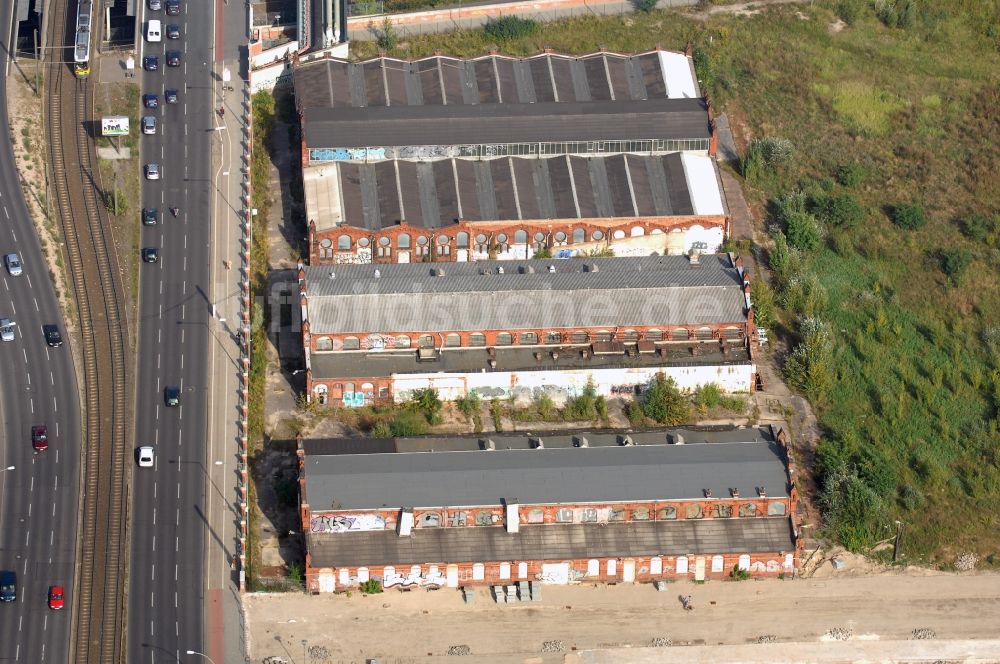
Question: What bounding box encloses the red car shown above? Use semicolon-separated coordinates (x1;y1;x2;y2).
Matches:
48;585;64;610
31;425;48;451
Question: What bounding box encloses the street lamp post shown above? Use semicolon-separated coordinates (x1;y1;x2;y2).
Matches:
184;650;217;664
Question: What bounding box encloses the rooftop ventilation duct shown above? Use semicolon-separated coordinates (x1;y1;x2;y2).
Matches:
619;435;634;446
574;435;589;448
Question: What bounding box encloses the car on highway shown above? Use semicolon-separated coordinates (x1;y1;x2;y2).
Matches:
165;0;180;14
166;24;181;39
166;51;181;67
141;116;157;135
144;163;160;180
164;385;180;406
164;89;179;104
0;318;15;342
143;56;158;71
142;207;158;225
0;571;15;602
4;253;22;276
143;93;158;108
142;247;159;263
48;585;65;610
137;446;155;468
148;0;162;10
31;425;48;451
43;324;63;347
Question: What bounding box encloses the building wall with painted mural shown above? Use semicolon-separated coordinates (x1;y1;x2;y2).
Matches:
306;549;798;593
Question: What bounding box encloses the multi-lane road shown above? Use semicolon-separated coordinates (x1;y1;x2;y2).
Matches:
129;0;217;660
0;6;83;664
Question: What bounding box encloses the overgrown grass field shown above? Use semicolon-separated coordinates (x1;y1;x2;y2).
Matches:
350;0;1000;565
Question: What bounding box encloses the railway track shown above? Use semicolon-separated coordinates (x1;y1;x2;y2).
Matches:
45;0;132;662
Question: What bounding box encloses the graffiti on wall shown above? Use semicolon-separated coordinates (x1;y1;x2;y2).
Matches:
361;333;397;351
311;514;386;533
333;248;372;265
311;147;387;162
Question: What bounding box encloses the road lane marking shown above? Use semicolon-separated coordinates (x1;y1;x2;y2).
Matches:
25;275;31;289
33;298;38;311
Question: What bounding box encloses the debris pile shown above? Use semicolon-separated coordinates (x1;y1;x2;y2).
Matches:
825;627;853;641
541;640;566;653
911;628;936;640
447;645;472;656
650;637;672;647
756;635;777;644
955;553;978;571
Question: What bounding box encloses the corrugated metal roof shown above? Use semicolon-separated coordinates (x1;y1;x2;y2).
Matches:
303;255;745;334
293;50;700;113
302;439;789;511
302;98;711;151
307;518;796;568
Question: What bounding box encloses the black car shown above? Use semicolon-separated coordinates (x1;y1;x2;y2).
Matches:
142;207;158;225
164;386;180;407
164;89;179;104
166;24;181;39
165;0;180;14
143;93;158;108
143;56;158;71
166;51;181;67
142;247;159;263
43;324;63;348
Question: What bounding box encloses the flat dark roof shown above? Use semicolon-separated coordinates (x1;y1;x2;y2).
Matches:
307;518;796;568
302;439;789;511
310;341;751;380
302;98;711;150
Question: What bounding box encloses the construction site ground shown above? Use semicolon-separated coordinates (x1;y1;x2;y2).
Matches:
245;564;1000;664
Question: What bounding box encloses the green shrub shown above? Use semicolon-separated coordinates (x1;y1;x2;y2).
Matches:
835;162;867;187
960;213;999;245
750;279;777;330
370;421;392;438
741;137;793;181
595;395;609;420
693;383;746;414
729;565;751;581
624;400;645;426
784;317;834;402
836;0;863;25
634;0;658;13
389;410;429;437
455;392;482;420
360;579;383;594
564;379;598;420
410;388;443;424
483;15;538;41
641;375;690;425
781;272;829;318
375;17;398;51
890;203;926;230
819;464;886;553
813;193;865;228
692;46;713;89
874;0;918;29
786;211;822;251
489;400;504;431
938;248;972;284
532;246;552;259
286;563;304;582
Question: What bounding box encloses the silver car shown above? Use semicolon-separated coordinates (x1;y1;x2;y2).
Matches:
141;116;157;135
0;318;15;342
145;163;160;180
4;253;22;276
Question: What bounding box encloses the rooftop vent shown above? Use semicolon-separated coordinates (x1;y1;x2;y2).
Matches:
327;271;336;280
580;348;590;359
481;438;496;451
584;263;599;273
497;266;505;275
550;351;559;360
519;265;535;274
674;433;685;445
373;269;381;279
431;267;446;277
619;434;634;446
534;351;544;362
416;348;439;362
574;435;589;448
488;359;497;369
703;488;713;499
729;488;739;498
547;265;555;273
688;252;701;266
757;486;767;498
532;437;544;449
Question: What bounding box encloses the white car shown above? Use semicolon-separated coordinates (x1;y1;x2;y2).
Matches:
137;446;155;468
4;253;22;276
146;19;162;42
0;318;15;342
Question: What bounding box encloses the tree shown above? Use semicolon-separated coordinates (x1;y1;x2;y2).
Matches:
410;388;443;424
783;317;835;402
813;193;865;228
786;211;822;251
890;203;926;230
750;278;777;330
641;374;690;425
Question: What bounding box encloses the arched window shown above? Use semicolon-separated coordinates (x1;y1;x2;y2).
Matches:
554;231;567;244
622;330;639;342
696;327;714;340
572;228;585;243
445;333;461;347
338;234;351;250
315;337;333;351
645;329;663;342
418;334;434;348
456;232;469;248
496;332;513;346
571;330;589;343
631;226;645;237
672;328;689;341
397;233;411;249
379;236;390;247
533;232;545;242
475;233;487;245
723;326;743;339
319;238;333;259
520;332;538;345
612;229;626;239
357;237;370;248
593;331;612;343
342;337;360;350
546;331;561;344
469;333;486;347
514;230;527;244
395;335;411;348
592;230;605;241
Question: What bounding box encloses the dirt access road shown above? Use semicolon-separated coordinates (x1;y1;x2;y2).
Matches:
245;572;1000;663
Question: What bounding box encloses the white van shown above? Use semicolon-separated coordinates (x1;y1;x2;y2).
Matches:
146;19;162;42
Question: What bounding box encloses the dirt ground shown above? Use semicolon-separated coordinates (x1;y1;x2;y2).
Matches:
245;567;1000;664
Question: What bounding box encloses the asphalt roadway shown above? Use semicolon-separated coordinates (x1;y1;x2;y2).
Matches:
0;5;83;664
129;0;215;660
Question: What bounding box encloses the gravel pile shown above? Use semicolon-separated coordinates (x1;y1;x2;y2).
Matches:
756;635;777;644
955;553;978;571
650;637;672;647
541;640;566;653
825;627;853;641
447;645;472;656
911;628;936;640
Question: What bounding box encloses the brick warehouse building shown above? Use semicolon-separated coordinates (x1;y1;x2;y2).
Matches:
298;253;760;407
292;49;729;265
298;426;802;593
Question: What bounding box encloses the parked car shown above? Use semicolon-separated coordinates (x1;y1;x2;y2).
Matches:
43;324;63;347
48;585;65;610
144;163;160;180
31;425;48;451
142;247;159;263
4;253;22;276
143;93;158;108
137;446;155;468
141;116;157;135
164;89;179;104
143;56;158;71
142;207;158;226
